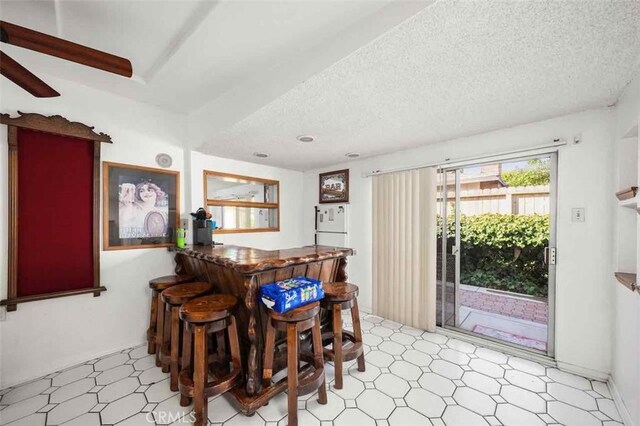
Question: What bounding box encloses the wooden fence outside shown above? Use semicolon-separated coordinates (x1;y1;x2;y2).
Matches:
438;185;550;216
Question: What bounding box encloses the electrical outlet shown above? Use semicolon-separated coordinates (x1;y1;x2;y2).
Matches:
180;218;189;229
572;208;585;223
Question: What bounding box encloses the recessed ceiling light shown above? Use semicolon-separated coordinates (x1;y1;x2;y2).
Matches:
253;152;270;158
297;135;315;143
345;152;360;158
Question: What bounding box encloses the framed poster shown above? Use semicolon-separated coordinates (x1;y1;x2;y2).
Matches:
103;162;179;250
319;169;349;203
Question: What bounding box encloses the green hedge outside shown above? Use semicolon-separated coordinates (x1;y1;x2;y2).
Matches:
438;214;549;297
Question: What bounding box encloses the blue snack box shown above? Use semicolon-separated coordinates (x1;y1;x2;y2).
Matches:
260;276;324;313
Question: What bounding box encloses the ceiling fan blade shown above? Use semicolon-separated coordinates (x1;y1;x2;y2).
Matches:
0;50;60;97
1;20;132;78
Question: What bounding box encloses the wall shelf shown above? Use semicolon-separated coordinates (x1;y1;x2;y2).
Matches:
614;272;638;293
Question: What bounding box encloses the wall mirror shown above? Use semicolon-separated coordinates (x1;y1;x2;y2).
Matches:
204;170;279;233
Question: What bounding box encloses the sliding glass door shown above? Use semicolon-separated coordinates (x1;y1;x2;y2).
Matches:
437;153;557;357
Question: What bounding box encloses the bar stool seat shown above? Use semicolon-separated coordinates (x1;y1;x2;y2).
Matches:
160;282;214;389
263;302;327;426
147;274;195;357
321;282;366;390
179;294;243;426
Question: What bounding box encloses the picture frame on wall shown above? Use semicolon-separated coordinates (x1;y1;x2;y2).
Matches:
319;169;349;203
103;162;180;250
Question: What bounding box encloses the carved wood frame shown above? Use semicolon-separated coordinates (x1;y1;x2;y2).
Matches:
0;111;110;311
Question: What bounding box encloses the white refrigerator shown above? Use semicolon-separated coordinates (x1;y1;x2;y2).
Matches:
315;204;348;247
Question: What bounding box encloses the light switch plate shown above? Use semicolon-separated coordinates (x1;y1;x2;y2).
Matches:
0;306;6;321
180;218;189;229
572;208;585;222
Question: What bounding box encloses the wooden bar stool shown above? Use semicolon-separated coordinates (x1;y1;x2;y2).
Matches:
263;302;327;426
321;282;366;389
160;282;214;391
148;274;195;361
179;294;243;426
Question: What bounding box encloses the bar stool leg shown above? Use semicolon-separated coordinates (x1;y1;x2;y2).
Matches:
170;306;181;392
227;316;242;373
262;318;276;388
156;298;166;367
332;303;343;389
311;315;328;405
148;290;158;354
180;322;192;407
162;303;171;373
287;323;299;426
351;298;366;372
193;324;208;426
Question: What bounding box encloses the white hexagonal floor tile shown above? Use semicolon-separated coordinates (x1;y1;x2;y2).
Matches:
388;407;430;426
333;408;375;426
545;368;591;391
421;332;448;345
591;381;611;398
413;340;441;355
370;327;394;338
366;351;394;368
495;403;546;426
151;394;192;425
547;401;601;426
430;360;463;380
132;355;156;372
100;393;146;424
446;339;476;354
138;366;169;385
332;376;365;400
306;392;345;420
206;394;239;423
94;354;129;372
500;385;546;413
443;405;489;426
475;347;508;364
453;386;496;416
0;380;51;405
402;349;432;367
439;349;471;365
60;412;101;426
405;388;446;418
49;378;95;404
348;363;381;383
256;392;288;422
52;365;94;387
418;373;456;397
97;377;140;404
597;398;623;422
362;334;384;347
547;383;597;411
46;393;98;425
2;413;47;426
507;357;546;376
504;370;546;393
355;389;395;419
378;341;406;356
469;358;504;378
276;409;319;426
461;372;501;395
0;395;49;424
374;374;410;398
127;346;149;360
389;360;422;381
95;365;135;386
390;332;416;346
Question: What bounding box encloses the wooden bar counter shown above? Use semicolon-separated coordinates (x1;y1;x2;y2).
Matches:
174;244;354;415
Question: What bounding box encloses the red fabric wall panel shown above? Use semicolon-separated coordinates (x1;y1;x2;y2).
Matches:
17;129;94;297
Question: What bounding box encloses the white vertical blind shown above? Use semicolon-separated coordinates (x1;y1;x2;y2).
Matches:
372;167;437;331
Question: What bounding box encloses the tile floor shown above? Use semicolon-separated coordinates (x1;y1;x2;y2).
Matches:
0;313;623;426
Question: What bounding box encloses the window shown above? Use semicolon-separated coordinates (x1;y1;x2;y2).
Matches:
203;170;279;233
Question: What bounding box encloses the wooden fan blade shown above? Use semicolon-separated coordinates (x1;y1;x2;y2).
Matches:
1;20;132;77
0;50;60;97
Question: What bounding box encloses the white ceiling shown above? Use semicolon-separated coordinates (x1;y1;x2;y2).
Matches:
1;1;639;170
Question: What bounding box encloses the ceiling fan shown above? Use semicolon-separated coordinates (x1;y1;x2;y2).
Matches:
0;20;132;98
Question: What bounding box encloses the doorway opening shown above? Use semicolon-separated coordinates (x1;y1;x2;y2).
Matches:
436;153;557;356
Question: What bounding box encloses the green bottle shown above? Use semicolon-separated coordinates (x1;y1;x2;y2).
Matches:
176;228;186;248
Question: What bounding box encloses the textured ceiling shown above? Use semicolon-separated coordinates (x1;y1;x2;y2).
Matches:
201;0;640;170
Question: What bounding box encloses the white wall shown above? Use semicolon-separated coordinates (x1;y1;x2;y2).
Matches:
303;108;616;380
0;77;304;388
612;70;640;426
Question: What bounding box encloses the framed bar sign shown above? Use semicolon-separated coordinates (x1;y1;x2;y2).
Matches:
103;162;180;250
319;169;349;203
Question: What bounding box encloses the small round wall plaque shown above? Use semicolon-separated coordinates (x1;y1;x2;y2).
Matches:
155;153;172;168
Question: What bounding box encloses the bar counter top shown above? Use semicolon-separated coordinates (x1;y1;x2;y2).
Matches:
178;244;355;274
